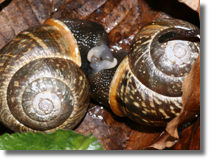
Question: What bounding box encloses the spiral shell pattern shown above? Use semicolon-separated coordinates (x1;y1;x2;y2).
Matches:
109;18;200;126
129;18;199;97
0;19;90;133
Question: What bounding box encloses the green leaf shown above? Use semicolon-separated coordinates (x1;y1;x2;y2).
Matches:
0;129;103;150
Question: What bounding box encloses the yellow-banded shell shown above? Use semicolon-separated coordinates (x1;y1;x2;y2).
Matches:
0;18;90;133
109;18;200;126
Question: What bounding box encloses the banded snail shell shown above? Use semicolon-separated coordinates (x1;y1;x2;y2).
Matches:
109;18;200;126
0;18;90;133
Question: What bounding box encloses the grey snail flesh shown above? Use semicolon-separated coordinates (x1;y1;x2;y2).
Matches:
87;44;118;71
88;18;200;127
0;18;109;133
88;51;128;107
59;18;109;75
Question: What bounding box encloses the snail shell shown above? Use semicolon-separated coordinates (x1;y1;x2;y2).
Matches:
88;18;200;127
0;18;108;133
110;18;200;126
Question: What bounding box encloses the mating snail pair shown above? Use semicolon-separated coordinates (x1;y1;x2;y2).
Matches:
0;18;200;133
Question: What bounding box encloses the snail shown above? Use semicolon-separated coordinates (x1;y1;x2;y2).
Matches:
0;18;110;133
88;18;200;126
0;17;200;133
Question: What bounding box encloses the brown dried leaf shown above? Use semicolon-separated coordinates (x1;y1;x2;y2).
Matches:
51;0;169;52
149;54;200;150
0;0;200;50
0;0;53;48
0;0;5;4
170;117;200;150
178;0;200;12
167;54;200;138
189;117;200;150
75;104;164;150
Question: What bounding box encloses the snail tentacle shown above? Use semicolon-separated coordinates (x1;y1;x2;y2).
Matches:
87;44;118;71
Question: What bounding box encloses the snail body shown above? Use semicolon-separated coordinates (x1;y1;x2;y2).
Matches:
59;18;109;74
88;18;200;126
0;18;108;133
0;17;200;132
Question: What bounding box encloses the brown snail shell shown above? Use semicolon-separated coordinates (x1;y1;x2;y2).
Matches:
88;18;200;127
109;18;200;126
0;18;94;133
